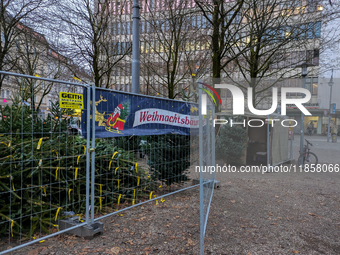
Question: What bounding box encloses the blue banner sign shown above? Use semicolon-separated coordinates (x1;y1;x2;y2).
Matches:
331;103;336;114
81;88;200;138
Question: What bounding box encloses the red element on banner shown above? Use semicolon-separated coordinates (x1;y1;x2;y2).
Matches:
113;118;125;131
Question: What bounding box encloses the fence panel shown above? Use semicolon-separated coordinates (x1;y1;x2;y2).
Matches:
0;71;90;254
86;87;199;222
189;81;216;255
0;71;215;254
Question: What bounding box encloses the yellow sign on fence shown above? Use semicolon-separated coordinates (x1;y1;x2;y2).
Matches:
59;92;84;109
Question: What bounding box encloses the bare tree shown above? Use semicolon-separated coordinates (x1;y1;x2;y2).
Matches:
54;0;132;88
0;0;52;91
12;23;70;111
140;0;210;99
226;0;333;106
194;0;250;110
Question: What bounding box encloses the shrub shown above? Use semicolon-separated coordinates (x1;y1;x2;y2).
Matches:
216;120;247;164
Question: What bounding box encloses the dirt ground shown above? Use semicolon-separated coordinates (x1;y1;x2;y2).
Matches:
4;165;340;255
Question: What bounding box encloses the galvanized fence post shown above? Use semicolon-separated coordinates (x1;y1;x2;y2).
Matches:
198;81;204;255
86;85;91;225
91;84;96;223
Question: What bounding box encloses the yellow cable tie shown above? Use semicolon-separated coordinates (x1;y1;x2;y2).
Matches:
53;150;59;159
68;189;72;200
77;155;81;165
159;185;162;188
133;189;136;199
38;159;42;167
8;141;11;147
73;76;82;82
161;197;165;203
10;175;15;191
53;224;59;230
109;160;112;170
55;167;59;180
1;142;7;146
42;186;46;196
99;184;102;196
37;138;43;150
135;163;138;173
117;180;120;189
39;240;45;243
132;199;135;205
112;151;118;159
149;191;153;200
99;197;102;210
75;168;78;180
7;155;17;168
118;194;122;205
156;199;159;205
115;167;119;175
55;207;62;221
11;220;14;237
137;177;140;186
83;145;86;155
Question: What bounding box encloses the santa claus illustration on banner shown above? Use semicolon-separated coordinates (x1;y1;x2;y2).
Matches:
106;103;125;131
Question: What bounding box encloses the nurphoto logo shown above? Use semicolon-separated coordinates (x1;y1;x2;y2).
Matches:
200;83;312;127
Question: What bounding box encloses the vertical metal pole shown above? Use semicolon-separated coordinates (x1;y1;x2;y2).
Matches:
207;109;211;167
132;0;140;94
86;86;91;225
267;115;270;169
299;76;306;165
212;107;215;177
91;84;96;223
327;70;334;142
198;81;204;255
290;127;293;160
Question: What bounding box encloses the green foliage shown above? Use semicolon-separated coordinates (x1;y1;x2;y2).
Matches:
0;102;151;238
113;135;141;151
119;101;130;120
216;119;247;164
0;99;74;139
142;134;190;186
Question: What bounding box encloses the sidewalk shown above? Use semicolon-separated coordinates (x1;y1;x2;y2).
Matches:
292;134;340;164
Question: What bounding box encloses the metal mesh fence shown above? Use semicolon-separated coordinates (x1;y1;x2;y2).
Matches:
86;87;197;224
0;71;213;254
189;81;215;255
0;71;90;254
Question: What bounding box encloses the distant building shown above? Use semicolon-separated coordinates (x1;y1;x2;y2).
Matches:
100;0;339;134
0;19;91;117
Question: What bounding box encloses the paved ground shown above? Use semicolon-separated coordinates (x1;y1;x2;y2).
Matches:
292;134;340;164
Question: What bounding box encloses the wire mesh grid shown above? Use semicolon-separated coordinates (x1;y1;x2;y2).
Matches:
0;72;88;253
0;72;208;254
189;82;216;255
87;88;195;221
200;104;215;236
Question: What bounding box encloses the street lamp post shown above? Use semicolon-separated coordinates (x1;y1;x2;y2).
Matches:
297;63;309;165
131;0;140;94
327;69;334;142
